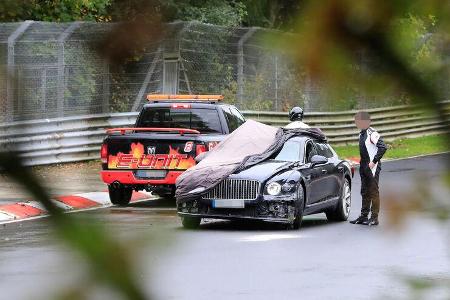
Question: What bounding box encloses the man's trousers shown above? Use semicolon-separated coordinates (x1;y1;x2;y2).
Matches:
360;164;381;218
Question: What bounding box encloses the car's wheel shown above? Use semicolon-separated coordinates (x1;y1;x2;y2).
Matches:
326;177;351;221
108;185;132;206
181;216;201;229
291;184;305;230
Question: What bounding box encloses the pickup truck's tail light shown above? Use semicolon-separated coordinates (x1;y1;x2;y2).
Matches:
171;103;191;109
196;144;207;156
100;143;108;164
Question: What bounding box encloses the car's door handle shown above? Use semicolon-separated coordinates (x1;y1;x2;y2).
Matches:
322;169;327;174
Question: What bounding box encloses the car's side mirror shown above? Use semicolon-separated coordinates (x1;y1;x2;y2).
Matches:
310;155;328;167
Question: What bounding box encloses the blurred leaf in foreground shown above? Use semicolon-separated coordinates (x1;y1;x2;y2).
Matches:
287;0;449;146
0;153;147;299
285;1;449;298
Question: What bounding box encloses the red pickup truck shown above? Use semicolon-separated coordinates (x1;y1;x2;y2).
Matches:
100;95;246;205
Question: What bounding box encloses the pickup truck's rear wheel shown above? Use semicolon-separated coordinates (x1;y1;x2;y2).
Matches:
181;216;201;229
108;185;132;206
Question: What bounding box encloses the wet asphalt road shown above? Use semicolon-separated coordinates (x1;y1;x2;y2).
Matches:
0;154;449;300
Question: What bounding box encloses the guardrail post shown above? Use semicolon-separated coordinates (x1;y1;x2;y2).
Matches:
57;22;81;118
237;28;257;108
6;20;33;122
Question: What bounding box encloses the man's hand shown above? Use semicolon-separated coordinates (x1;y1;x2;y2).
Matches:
368;162;375;169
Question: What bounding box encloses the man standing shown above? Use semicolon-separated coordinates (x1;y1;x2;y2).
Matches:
285;107;310;129
350;111;387;226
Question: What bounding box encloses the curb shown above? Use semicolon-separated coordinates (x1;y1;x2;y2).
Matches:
0;191;154;224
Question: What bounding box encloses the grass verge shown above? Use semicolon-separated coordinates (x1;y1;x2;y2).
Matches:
333;134;448;160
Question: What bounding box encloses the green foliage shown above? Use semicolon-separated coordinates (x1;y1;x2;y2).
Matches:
242;0;303;29
222;70;305;112
240;73;274;111
110;65;134;112
0;0;112;22
164;0;247;27
0;0;304;29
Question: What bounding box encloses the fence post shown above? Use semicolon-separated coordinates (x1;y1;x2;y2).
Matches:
6;20;33;122
57;22;81;118
274;54;279;111
41;68;47;112
304;74;311;111
102;58;110;113
178;22;194;95
132;47;162;111
162;53;180;94
237;28;257;107
180;59;192;94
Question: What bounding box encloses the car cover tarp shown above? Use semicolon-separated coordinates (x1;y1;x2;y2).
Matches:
175;120;325;203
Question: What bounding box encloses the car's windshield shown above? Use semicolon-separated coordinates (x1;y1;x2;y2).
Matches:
137;107;223;134
272;140;303;162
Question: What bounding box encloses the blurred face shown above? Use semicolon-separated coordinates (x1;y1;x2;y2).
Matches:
355;115;371;130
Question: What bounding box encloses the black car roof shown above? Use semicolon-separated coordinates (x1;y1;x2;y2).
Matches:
287;136;308;142
288;135;327;143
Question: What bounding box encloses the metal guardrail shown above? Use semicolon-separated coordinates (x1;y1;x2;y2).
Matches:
247;101;450;144
0;102;449;166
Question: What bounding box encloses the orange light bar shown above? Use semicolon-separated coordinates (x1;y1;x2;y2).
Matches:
107;127;200;136
147;94;223;101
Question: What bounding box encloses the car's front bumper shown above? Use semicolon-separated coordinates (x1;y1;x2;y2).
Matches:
178;211;291;223
177;198;297;224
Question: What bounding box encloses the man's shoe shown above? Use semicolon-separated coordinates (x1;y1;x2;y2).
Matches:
362;217;379;226
349;215;369;224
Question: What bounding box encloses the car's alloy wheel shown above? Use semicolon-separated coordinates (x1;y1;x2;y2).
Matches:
341;180;351;218
325;178;351;221
291;185;305;230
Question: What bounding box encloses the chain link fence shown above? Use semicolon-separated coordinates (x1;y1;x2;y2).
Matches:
0;21;448;123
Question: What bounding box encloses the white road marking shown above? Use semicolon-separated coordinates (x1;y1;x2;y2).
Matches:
76;192;111;205
18;201;47;212
238;233;306;242
0;192;156;225
51;200;73;210
0;212;15;222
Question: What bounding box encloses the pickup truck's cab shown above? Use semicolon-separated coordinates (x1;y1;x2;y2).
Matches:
100;95;245;205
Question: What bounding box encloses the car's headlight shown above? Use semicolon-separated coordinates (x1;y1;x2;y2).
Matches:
266;182;282;196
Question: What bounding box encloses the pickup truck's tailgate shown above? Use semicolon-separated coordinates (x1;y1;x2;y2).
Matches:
107;139;197;171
